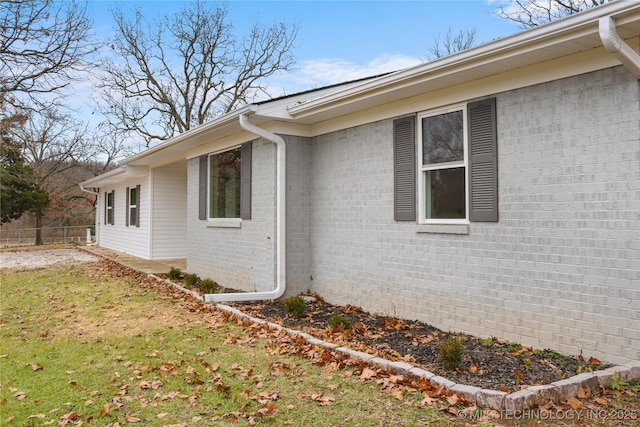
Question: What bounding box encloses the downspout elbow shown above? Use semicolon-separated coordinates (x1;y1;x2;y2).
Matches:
599;16;640;78
79;184;99;196
207;114;287;303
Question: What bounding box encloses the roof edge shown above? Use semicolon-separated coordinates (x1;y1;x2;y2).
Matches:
287;1;639;117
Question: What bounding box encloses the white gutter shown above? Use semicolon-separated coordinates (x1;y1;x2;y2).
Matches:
599;16;640;78
206;114;287;303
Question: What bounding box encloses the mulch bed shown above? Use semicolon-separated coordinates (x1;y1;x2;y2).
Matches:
228;295;610;392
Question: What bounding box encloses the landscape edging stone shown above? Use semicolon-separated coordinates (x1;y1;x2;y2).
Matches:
148;277;640;411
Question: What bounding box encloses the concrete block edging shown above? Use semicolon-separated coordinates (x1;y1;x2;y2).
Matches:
150;277;640;411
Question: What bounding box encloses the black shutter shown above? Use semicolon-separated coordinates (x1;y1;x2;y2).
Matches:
136;184;141;227
125;187;130;227
468;98;498;222
240;142;252;220
393;116;416;221
104;192;107;225
198;155;208;220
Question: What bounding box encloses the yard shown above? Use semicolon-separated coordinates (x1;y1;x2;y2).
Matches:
0;254;457;426
1;248;638;426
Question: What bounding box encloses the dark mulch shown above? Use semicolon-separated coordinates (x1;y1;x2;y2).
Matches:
230;295;610;392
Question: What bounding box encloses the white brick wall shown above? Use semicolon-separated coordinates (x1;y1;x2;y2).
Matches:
187;141;277;292
185;66;638;364
305;66;639;364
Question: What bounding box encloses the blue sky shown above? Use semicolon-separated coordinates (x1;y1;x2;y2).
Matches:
85;0;521;95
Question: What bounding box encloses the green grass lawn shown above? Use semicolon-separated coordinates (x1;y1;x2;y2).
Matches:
0;261;457;426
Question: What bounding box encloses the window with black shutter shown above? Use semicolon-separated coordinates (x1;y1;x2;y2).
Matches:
393;98;497;224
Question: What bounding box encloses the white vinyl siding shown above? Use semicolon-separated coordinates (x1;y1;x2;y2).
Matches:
151;162;187;259
98;179;150;259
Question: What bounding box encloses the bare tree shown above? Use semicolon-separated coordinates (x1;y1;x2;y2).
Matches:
493;0;611;29
12;108;91;243
98;1;298;147
428;27;478;59
0;0;99;112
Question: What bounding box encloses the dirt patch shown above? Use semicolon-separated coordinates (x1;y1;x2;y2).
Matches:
0;247;99;271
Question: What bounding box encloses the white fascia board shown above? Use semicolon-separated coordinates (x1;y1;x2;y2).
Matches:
287;1;640;120
122;105;257;168
80;165;150;188
80;167;127;187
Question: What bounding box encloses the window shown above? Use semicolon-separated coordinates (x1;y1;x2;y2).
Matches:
393;98;497;224
126;185;140;227
209;147;241;218
420;108;467;221
199;142;252;221
105;190;114;225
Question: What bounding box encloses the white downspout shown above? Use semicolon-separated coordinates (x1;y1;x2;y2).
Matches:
78;185;100;245
79;184;99;195
207;114;286;302
599;16;640;78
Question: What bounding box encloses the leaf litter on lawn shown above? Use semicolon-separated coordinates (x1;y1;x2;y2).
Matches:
1;259;459;426
3;254;637;427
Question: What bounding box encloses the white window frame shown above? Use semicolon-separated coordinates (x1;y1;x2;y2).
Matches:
128;186;138;227
417;104;470;225
106;191;114;225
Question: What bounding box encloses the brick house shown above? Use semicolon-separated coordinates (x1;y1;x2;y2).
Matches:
81;2;640;364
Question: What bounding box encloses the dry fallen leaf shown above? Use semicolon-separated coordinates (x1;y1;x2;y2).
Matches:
588;356;601;365
359;367;377;380
593;396;608;405
468;363;478;374
446;394;459;405
262;401;279;414
577;385;589;399
567;396;582;410
28;413;46;419
514;368;524;384
391;389;404;400
31;363;43;371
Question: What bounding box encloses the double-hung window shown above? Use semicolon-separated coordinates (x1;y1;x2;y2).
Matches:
105;190;114;225
126;185;140;227
393;98;498;224
198;142;252;222
419;107;467;222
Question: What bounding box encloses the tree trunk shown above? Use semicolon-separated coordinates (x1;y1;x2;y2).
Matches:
35;212;44;246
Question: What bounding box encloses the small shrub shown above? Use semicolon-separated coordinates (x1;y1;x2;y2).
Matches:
200;278;218;294
523;358;533;371
168;267;181;280
284;296;306;319
329;314;352;330
481;336;497;347
506;342;522;353
437;337;464;371
184;273;200;287
610;374;627;391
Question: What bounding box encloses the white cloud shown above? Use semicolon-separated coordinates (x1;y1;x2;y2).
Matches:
263;53;423;98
